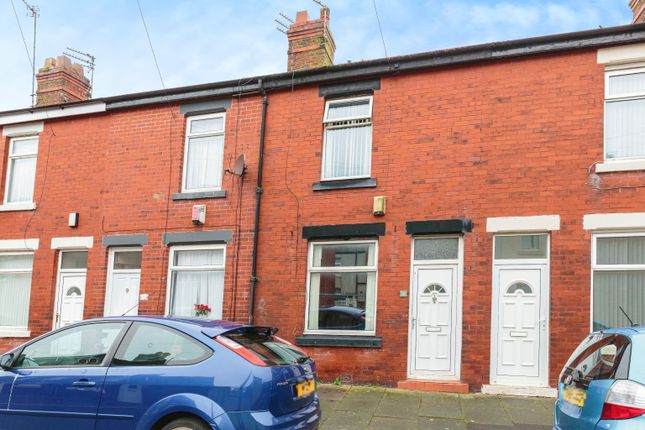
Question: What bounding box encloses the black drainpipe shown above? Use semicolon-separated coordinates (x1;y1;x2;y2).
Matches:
249;80;268;324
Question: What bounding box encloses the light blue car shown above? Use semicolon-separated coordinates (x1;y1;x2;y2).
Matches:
555;326;645;429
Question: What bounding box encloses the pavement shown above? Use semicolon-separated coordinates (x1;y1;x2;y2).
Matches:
317;384;555;429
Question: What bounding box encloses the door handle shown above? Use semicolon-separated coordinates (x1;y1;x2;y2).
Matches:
73;379;96;388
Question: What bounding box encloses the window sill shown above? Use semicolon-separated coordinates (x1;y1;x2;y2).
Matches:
0;329;30;338
0;202;36;212
596;160;645;173
172;190;227;200
295;334;382;348
312;178;377;191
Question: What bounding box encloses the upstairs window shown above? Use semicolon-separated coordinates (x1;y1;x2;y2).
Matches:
322;96;373;180
605;67;645;161
5;137;38;204
182;113;225;192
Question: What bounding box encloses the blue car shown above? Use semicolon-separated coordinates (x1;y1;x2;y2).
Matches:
555;326;645;429
0;316;320;430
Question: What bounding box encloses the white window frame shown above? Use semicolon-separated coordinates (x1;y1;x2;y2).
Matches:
103;247;143;316
0;251;34;337
181;112;226;193
304;239;378;336
601;64;645;169
590;231;645;331
165;244;226;316
321;95;374;181
4;136;38;205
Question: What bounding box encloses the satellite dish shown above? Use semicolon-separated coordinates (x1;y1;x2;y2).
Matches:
233;154;247;176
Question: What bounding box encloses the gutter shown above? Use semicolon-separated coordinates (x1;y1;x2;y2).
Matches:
249;80;268;324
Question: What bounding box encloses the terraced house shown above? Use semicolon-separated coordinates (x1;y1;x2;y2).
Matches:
2;2;645;395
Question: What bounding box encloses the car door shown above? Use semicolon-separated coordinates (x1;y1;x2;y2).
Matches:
555;333;631;430
0;361;16;424
3;321;127;430
95;322;213;430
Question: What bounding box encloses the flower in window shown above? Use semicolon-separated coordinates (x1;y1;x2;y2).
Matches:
194;303;212;317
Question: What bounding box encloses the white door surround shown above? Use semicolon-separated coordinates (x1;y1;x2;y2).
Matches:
408;236;463;381
490;234;550;388
104;247;142;316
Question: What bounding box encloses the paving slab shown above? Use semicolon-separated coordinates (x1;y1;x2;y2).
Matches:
500;396;554;426
460;396;514;426
318;384;349;416
374;390;421;418
336;387;385;413
419;417;468;429
369;416;418;430
321;410;372;430
419;392;464;420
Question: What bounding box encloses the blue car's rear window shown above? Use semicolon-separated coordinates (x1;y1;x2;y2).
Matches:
224;328;309;366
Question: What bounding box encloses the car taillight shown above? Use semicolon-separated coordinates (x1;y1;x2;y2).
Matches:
601;380;645;420
215;335;267;367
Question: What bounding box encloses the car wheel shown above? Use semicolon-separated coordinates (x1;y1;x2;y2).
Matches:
160;417;211;430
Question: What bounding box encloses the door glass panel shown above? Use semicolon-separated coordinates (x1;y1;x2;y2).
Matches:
423;283;447;294
61;251;88;269
14;322;125;368
507;282;532;295
414;238;459;260
113;323;211;366
113;251;142;270
494;235;547;259
66;286;82;296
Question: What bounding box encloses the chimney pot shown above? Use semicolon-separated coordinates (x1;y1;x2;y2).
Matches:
35;55;91;107
295;10;309;24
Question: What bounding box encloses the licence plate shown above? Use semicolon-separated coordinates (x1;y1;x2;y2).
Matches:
563;386;586;407
295;379;316;398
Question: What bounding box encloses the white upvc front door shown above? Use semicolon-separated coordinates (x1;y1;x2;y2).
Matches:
490;234;549;387
104;248;142;316
54;251;88;329
408;237;463;380
55;273;87;329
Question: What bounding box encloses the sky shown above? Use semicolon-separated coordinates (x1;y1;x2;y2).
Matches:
0;0;634;111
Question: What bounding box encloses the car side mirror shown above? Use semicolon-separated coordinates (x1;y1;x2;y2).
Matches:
0;353;14;370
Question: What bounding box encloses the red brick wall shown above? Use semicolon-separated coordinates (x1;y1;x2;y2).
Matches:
1;47;643;393
0;96;263;352
252;49;645;389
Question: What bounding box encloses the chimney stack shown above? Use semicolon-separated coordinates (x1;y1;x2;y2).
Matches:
631;0;645;23
35;55;91;107
287;7;335;72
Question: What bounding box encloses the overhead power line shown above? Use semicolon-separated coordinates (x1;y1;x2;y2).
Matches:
372;0;390;61
136;0;165;89
10;0;33;69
